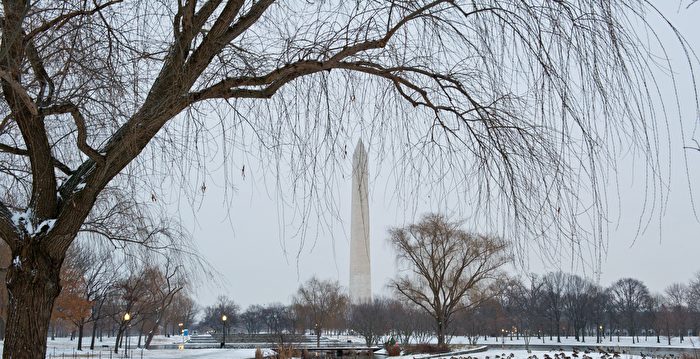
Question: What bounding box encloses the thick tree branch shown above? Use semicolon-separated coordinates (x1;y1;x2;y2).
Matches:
0;70;38;116
0;143;73;175
1;0;59;219
0;201;17;246
221;0;273;42
188;1;451;103
41;104;106;165
181;0;256;82
25;40;54;106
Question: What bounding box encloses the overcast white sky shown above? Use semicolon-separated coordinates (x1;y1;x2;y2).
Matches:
169;2;700;310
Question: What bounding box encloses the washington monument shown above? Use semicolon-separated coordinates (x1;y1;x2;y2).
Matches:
349;140;371;303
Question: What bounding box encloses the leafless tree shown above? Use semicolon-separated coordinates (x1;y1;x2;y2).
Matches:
109;265;150;354
608;278;652;344
163;292;198;336
386;299;421;345
260;303;293;342
59;241;116;351
349;297;390;347
198;295;240;333
0;1;697;357
562;274;598;343
241;305;264;334
506;274;545;350
664;283;689;343
541;271;567;343
142;259;187;349
388;213;510;345
293;276;348;347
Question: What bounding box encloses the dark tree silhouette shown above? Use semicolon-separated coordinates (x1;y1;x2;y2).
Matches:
608;278;652;344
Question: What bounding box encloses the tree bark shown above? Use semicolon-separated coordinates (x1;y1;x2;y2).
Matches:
3;249;62;359
77;322;84;350
437;320;445;346
114;331;122;354
90;322;98;351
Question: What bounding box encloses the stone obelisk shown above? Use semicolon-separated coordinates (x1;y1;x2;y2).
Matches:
349;140;371;303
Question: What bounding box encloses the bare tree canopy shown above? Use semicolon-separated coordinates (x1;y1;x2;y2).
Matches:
293;276;348;347
608;277;652;343
388;213;510;345
349;297;390;347
0;1;697;357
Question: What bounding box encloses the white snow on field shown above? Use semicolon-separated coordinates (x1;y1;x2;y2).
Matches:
449;335;700;349
0;335;276;359
394;349;644;359
0;335;696;359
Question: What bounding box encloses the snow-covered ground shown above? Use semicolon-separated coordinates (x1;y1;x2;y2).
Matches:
396;349;644;359
0;335;697;359
0;335;276;359
450;335;700;349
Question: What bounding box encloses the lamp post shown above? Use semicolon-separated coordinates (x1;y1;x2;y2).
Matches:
501;328;505;344
124;313;131;358
179;322;184;350
221;315;227;349
315;323;320;347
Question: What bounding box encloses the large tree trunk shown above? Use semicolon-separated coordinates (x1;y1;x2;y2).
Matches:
90;322;98;351
114;331;123;354
436;321;445;346
77;322;85;350
3;249;62;359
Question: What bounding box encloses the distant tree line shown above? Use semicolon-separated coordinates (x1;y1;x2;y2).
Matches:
2;212;698;352
211;271;700;349
462;272;700;346
19;257;700;351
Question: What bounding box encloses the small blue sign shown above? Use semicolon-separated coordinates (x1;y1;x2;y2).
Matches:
183;329;189;336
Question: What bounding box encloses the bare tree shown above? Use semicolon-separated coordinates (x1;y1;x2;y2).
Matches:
142;260;187;349
388;213;510;345
198;295;240;334
608;278;652;344
507;274;545;350
293;277;348;347
58;242;114;351
109;272;146;354
562;274;599;343
386;299;421;345
541;271;567;343
349;297;390;347
241;305;264;335
686;272;700;334
261;303;292;342
664;283;689;343
0;1;697;357
163;292;198;337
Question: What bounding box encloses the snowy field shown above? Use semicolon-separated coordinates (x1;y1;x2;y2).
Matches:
0;335;697;359
0;335;276;359
451;335;700;349
403;349;642;359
